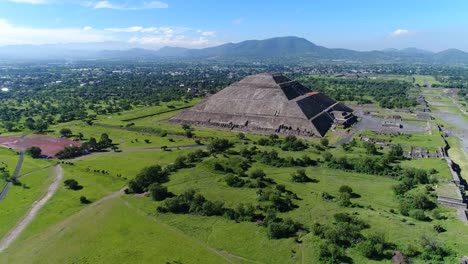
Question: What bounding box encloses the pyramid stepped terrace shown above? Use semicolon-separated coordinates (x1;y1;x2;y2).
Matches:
170;73;356;137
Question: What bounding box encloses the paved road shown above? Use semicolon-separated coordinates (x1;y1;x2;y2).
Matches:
0;165;62;252
0;133;28;201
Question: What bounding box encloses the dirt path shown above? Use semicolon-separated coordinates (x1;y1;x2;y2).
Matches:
0;165;63;252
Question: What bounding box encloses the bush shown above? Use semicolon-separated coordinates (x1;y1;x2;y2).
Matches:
80;196;90;204
64;179;81;190
337;192;352;207
290;169;313;182
409;209;429;221
323;151;333;162
320;138;329;147
433;224;445;233
321;192;334;201
338;185;353;194
249;169;266;179
25;146;42;158
419;235;450;261
318;243;345;263
225;174;246;187
59;128;73;138
281;135;307;151
357;232;388;259
208;138;232;153
149;183;169;201
266;219;299;239
129;165;168;193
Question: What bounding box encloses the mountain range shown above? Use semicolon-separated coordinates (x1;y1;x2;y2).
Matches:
1;36;468;64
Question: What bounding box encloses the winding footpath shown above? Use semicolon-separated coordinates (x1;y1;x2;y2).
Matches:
0;165;63;252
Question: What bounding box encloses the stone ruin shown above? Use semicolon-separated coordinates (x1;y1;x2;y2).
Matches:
403;146;446;159
170;73;356;137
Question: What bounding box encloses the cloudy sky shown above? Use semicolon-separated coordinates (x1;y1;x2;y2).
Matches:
1;0;468;51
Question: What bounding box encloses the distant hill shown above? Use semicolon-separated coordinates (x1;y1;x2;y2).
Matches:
1;36;468;64
432;48;468;64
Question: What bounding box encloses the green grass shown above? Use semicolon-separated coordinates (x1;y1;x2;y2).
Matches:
0;168;55;238
412;75;441;86
1;99;467;263
357;129;445;151
0;195;229;264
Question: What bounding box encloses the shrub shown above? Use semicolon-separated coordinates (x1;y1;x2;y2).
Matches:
357;232;388;259
208;138;232;153
419;235;450;261
320;138;329;147
338;192;352;207
249;169;266;179
80;196;90;204
64;179;81;190
267;219;299;239
225;174;246;187
409;209;429;221
129;165;168;193
318;243;345;263
290;169;313;182
149;183;169;201
25;146;42;158
433;224;445;233
323;152;333;162
321;192;334;201
339;185;353;194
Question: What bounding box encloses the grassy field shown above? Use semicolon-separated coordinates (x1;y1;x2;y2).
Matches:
2;139;466;263
0;168;55;238
357;129;445;151
0;195;229;264
1;90;467;263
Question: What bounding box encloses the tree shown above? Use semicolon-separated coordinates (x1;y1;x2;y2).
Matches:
339;185;353;194
208;138;232;153
267;219;299;239
363;142;378;155
323;152;333;162
291;169;313;182
129;165;168;193
357;232;388;259
59;128;73;137
338;192;352;207
4;121;14;132
64;179;81;190
24;118;35;130
35;119;48;132
389;144;404;160
26;146;42;158
80;196;90;204
149;183;169;201
320;138;329;147
99;133;112;148
249;169;266;179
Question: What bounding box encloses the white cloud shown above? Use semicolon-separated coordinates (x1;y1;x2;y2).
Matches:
105;26;190;35
233;17;244;25
389;29;411;37
129;35;216;48
7;0;48;4
120;26;218;48
200;31;215;37
83;26;93;31
0;19;112;46
86;1;168;10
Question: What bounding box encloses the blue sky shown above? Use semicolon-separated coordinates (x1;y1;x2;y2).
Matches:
0;0;468;51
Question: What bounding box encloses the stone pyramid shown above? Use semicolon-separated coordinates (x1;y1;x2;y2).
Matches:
170;73;355;137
